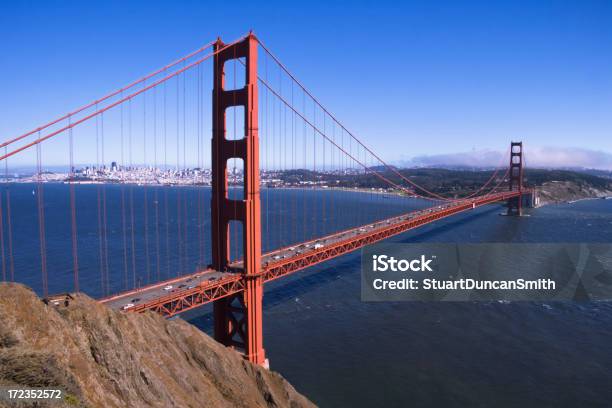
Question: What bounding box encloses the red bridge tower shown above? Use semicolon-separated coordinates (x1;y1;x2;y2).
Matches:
507;141;524;216
211;33;266;366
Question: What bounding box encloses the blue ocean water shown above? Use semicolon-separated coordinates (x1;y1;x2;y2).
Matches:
4;184;612;407
188;198;612;408
5;184;423;297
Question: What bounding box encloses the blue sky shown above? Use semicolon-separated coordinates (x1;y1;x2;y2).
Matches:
1;0;611;168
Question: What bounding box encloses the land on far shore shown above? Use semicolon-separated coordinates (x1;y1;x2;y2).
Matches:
271;167;612;205
5;165;611;205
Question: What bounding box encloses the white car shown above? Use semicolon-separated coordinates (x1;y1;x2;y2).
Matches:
163;285;173;291
122;303;135;310
313;243;324;249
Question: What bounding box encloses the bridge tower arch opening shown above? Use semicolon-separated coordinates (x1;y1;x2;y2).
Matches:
211;33;266;366
507;141;524;216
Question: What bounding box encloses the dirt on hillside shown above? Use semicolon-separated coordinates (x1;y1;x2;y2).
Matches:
0;283;315;408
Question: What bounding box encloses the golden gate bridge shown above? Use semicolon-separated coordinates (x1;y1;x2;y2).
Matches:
0;32;531;366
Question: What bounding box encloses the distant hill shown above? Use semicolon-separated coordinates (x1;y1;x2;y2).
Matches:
523;169;611;189
274;167;612;201
572;168;612;179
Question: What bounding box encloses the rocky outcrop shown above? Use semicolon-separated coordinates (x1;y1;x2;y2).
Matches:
538;180;611;205
0;283;315;408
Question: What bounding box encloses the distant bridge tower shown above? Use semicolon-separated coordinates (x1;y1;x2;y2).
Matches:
211;33;266;366
507;141;524;216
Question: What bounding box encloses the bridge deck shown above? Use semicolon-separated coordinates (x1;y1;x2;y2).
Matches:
101;190;523;316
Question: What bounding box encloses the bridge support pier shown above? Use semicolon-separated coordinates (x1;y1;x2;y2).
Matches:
211;33;266;366
506;141;524;216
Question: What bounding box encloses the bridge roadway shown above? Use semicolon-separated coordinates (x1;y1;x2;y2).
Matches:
101;190;523;316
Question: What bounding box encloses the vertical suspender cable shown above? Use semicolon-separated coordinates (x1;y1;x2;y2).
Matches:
302;91;306;242
312;99;317;239
291;80;296;245
176;74;182;275
96;110;105;295
68;115;79;292
0;189;5;282
154;86;161;282
36;131;48;296
264;51;269;251
120;97;129;290
197;63;203;266
164;72;170;278
143;82;151;284
278;66;283;247
182;67;188;270
101;112;109;294
129;99;137;288
322;113;326;235
4;148;13;281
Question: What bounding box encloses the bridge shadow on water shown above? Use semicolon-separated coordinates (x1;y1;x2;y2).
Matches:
186;204;503;330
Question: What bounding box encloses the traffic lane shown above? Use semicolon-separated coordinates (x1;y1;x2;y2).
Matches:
110;200;478;310
107;269;231;311
259;204;451;263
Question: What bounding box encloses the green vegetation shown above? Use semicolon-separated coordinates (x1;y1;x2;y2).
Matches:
275;168;612;197
523;169;611;189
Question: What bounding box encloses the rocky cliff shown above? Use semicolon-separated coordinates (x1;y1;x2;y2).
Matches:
0;283;315;408
537;180;611;205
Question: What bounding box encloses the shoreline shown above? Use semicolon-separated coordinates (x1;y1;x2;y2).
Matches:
538;195;611;207
9;180;611;206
